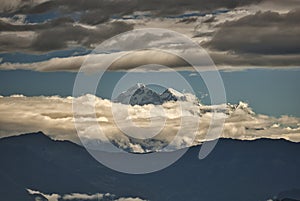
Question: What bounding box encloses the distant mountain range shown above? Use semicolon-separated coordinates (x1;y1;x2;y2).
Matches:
114;83;199;106
0;132;300;201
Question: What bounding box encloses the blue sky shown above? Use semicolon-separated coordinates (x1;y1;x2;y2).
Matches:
1;69;299;117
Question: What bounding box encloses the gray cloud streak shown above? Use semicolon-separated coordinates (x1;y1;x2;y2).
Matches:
15;0;263;17
208;10;300;54
0;20;133;53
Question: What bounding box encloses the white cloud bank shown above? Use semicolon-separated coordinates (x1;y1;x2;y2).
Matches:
1;94;300;153
27;189;147;201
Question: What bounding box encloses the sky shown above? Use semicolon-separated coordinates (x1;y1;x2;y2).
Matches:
0;0;300;70
1;69;300;117
0;0;300;151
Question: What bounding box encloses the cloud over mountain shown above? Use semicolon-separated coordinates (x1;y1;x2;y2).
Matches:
0;92;300;153
27;189;147;201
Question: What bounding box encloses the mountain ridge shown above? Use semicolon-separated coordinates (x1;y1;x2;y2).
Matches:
2;131;298;153
0;132;300;201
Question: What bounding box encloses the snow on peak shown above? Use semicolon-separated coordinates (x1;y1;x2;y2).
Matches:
114;83;199;106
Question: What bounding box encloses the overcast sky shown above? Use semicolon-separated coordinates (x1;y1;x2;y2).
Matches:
0;0;300;71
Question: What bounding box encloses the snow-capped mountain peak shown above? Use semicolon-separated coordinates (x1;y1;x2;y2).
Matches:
114;83;199;106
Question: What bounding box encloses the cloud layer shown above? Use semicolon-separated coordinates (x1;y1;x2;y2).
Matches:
0;20;133;53
27;189;147;201
0;0;262;53
1;94;300;153
1;0;300;71
3;0;263;16
206;9;300;66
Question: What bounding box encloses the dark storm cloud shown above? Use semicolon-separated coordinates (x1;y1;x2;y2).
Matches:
0;0;264;53
31;21;133;51
0;17;74;31
2;0;300;68
12;0;263;23
0;17;75;53
79;10;111;25
0;20;133;52
0;0;41;13
207;9;300;55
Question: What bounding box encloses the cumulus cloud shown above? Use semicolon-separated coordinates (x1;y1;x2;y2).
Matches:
208;9;300;55
115;198;146;201
62;193;104;200
1;94;300;153
0;0;264;54
0;31;36;53
0;20;133;53
0;25;210;72
205;9;300;66
0;27;216;71
1;0;299;69
0;0;47;13
12;0;263;17
27;189;147;201
255;0;300;13
27;189;61;201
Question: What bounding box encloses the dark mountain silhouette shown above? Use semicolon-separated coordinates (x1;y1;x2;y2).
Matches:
0;132;300;201
275;189;300;201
